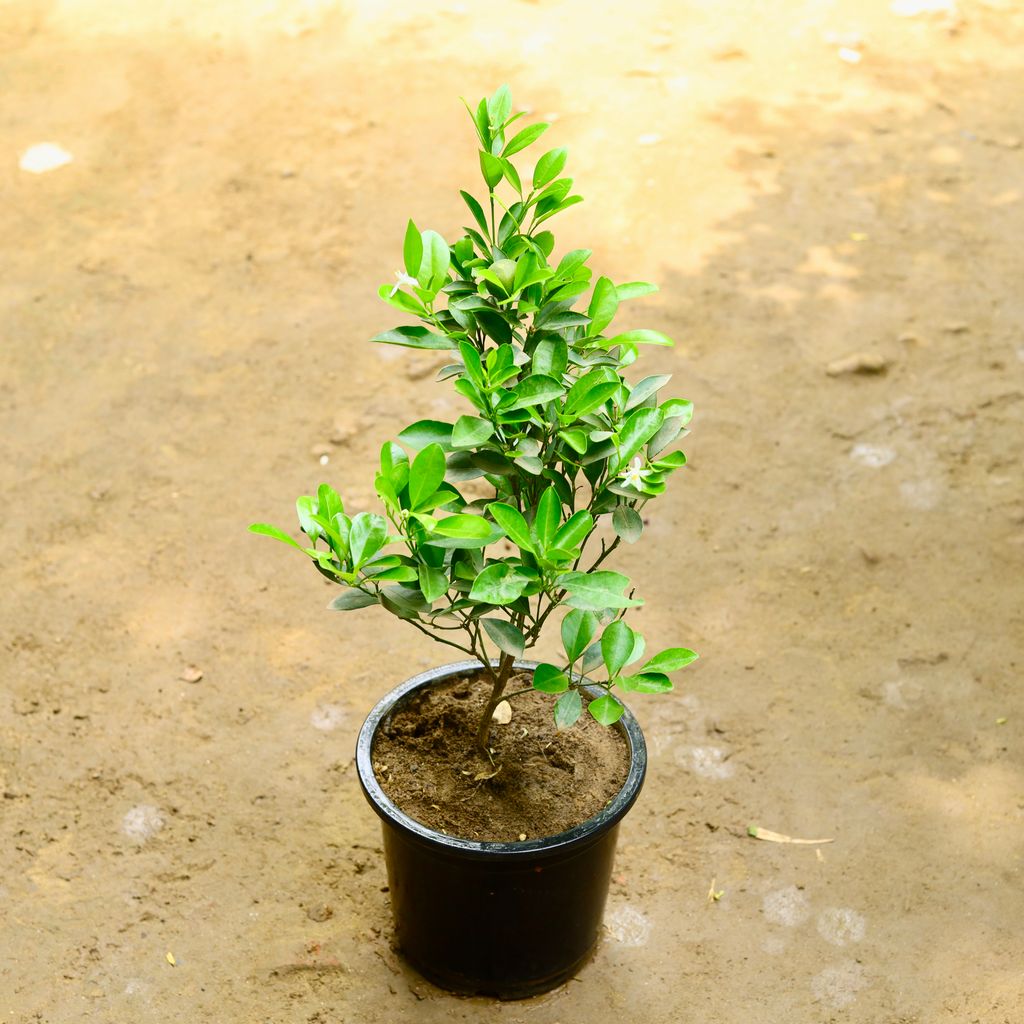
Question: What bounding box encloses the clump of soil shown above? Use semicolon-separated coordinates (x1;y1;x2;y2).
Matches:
371;671;631;842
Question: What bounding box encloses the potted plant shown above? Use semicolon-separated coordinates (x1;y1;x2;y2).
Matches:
251;85;697;999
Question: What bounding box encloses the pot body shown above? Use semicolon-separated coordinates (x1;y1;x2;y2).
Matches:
355;660;647;999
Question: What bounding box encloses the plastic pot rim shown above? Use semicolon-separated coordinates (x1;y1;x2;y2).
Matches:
355;659;647;861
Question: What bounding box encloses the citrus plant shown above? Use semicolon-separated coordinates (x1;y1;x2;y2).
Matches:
252;86;698;754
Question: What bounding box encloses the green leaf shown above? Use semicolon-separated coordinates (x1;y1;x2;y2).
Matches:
556;428;588;456
487;502;534;552
398;420;454;451
328;589;378;611
561;608;598;663
580;641;604;674
533;147;568;189
479;150;504;189
452;414;493;448
615;407;664;471
457;340;485;386
588;694;625;726
409;444;447;511
643;648;699;672
558;570;643;611
532;338;568;379
626;374;672;411
619;671;673;694
507;374;565;410
460;190;490;237
554;689;582;729
378;283;426;315
487;84;512;127
612;505;643;543
601;620;634;678
550;510;593;553
482;618;525;658
249;522;306;552
587;277;619;336
403;219;422;277
532;487;560;552
296;495;320;539
533;662;570;694
503;121;549;157
419;230;451;293
317;484;343;523
469;563;529;605
423;528;504;550
432;514;494;538
614;281;658;301
607;329;674;347
418;564;449;603
349;512;388;569
379;584;429;620
371;326;455;350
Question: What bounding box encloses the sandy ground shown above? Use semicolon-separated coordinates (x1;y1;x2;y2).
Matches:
2;0;1023;1020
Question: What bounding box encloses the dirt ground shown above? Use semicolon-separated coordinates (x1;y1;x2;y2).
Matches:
2;0;1022;1021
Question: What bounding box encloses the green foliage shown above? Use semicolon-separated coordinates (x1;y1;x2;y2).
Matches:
249;85;699;742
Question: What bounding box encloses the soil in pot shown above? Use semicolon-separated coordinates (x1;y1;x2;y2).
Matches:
371;669;630;842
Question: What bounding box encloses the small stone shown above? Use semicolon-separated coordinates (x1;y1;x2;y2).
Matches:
306;903;333;922
492;700;512;725
179;665;203;684
518;833;527;842
826;352;890;376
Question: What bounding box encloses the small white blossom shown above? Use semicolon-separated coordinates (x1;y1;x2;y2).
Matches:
619;457;650;489
389;270;419;297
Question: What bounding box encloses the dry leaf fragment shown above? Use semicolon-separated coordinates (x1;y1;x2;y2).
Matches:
492;700;512;725
474;765;502;782
165;952;176;966
748;825;834;845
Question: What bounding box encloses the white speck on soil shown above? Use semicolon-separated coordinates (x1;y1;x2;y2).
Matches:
121;805;165;843
604;901;652;946
682;745;735;779
817;907;867;946
899;477;942;509
310;703;346;731
883;679;924;709
762;886;811;927
19;142;73;173
811;959;869;1008
850;443;896;468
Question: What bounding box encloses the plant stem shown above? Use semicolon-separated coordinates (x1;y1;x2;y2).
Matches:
475;652;515;755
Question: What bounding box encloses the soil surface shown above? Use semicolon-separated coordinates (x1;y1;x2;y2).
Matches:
372;672;630;841
2;1;1023;1022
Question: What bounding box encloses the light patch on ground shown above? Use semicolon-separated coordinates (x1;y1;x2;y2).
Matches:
850;444;897;468
762;885;811;927
762;935;787;955
679;745;735;779
817;907;867;946
604;901;652;947
310;703;346;731
121;805;165;843
19;142;73;173
899;477;943;510
811;959;869;1008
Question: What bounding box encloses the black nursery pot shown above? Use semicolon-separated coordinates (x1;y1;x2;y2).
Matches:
355;660;647;1000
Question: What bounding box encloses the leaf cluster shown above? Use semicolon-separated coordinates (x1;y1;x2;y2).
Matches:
251;86;698;736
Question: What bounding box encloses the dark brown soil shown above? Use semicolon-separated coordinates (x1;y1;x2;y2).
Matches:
371;672;631;842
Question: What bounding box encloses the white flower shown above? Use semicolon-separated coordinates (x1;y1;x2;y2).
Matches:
619;457;650;489
389;270;419;297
